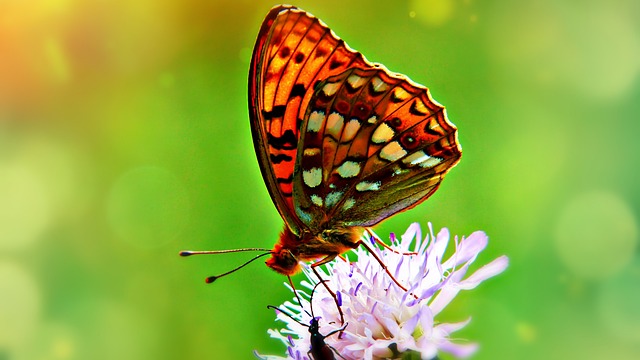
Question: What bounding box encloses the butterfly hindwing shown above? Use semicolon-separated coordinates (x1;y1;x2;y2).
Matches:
249;5;369;234
293;68;462;230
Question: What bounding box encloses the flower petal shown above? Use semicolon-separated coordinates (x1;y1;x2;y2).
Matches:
458;255;509;290
263;223;508;360
435;317;472;335
442;231;488;269
439;340;479;358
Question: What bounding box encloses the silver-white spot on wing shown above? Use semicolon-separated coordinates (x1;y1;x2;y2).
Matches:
356;181;381;192
310;194;323;207
325;191;343;208
295;205;312;224
371;122;395;144
307;111;325;132
402;151;429;166
326;112;344;139
323;82;340;96
370;76;388;93
336;161;361;178
347;74;366;89
303;168;322;188
420;156;443;168
402;151;443;169
380;141;407;162
342;198;355;211
342;119;361;142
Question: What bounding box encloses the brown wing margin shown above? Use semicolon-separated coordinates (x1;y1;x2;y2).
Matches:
249;5;304;235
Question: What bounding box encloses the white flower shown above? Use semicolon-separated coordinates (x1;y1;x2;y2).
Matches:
258;223;509;360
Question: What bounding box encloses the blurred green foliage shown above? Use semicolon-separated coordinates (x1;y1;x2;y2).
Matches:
1;0;639;359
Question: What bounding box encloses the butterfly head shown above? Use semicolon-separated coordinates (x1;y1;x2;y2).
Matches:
266;227;302;275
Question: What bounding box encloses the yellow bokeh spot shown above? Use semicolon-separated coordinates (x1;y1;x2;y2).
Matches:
44;36;70;83
410;0;454;27
516;322;537;343
0;262;41;349
0;163;51;250
52;336;75;359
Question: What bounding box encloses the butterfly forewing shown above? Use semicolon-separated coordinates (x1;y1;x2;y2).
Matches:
249;5;369;234
293;67;461;229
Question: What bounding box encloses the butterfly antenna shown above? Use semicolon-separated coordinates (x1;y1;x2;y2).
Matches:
179;247;270;256
196;251;272;284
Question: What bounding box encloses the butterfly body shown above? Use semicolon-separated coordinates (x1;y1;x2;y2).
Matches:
251;6;461;276
267;225;361;275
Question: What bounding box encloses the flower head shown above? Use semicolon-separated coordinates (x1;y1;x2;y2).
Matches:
259;223;508;360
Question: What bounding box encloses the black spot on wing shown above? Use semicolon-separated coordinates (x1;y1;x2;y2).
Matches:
329;59;345;70
267;129;298;150
276;174;294;184
290;83;306;99
270;153;293;164
424;122;442;136
390;90;405;103
262;105;287;120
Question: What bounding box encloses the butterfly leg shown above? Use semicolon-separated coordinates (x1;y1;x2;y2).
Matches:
287;275;305;309
310;256;345;326
365;228;418;256
355;240;409;292
357;239;421;300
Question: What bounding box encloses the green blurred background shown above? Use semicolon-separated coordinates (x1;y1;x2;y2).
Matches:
1;0;639;359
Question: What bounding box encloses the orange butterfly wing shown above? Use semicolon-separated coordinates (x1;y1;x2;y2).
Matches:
251;5;461;237
293;68;461;231
249;5;369;235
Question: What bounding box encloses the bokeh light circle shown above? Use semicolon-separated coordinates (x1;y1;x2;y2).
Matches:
597;258;640;343
0;262;41;350
107;166;190;248
0;164;51;251
409;0;454;27
554;191;638;280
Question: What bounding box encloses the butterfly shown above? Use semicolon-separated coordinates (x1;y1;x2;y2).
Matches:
181;5;461;305
249;5;461;276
